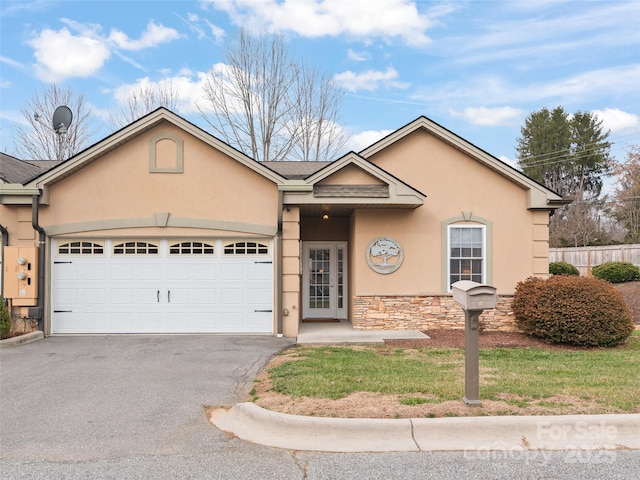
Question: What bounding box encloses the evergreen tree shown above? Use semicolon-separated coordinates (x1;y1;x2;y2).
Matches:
516;106;612;200
516;107;613;247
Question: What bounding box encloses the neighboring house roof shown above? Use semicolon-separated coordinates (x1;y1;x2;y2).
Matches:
0;153;57;184
360;116;568;210
262;161;332;179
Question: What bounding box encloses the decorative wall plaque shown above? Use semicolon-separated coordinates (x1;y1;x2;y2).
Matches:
366;237;403;274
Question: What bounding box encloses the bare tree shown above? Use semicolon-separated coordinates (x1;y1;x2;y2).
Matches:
612;147;640;243
14;84;93;162
289;64;347;161
198;28;346;162
109;79;181;128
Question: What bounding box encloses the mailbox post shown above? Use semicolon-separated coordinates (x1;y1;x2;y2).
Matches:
452;280;497;407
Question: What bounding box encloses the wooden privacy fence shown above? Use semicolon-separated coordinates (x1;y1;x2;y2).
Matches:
549;244;640;276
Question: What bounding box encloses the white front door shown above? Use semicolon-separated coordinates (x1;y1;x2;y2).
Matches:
302;242;347;319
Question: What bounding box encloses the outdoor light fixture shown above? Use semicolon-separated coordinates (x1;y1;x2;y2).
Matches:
322;213;329;221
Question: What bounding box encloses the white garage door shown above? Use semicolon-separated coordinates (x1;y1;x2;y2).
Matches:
51;239;274;334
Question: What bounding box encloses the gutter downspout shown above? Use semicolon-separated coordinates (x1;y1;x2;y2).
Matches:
32;193;46;332
0;223;7;299
276;190;284;337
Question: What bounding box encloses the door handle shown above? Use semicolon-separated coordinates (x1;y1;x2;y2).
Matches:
167;290;171;303
157;290;160;303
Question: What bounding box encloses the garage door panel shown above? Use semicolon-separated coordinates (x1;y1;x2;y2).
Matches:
84;312;108;331
137;312;164;331
110;263;135;280
135;287;161;305
191;312;217;330
137;263;162;281
166;264;190;280
247;312;273;332
220;264;243;280
192;288;216;304
247;286;272;304
111;288;136;304
52;239;273;334
249;263;272;281
53;312;82;332
218;311;245;331
110;312;134;331
193;264;217;280
220;288;244;304
83;288;107;305
83;264;107;280
166;287;189;305
55;288;80;305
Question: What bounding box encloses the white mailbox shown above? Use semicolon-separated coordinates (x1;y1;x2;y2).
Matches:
452;280;497;311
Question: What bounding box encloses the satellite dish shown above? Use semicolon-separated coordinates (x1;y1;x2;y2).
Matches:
52;106;73;135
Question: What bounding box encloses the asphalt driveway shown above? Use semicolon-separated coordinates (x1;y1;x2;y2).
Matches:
0;335;294;463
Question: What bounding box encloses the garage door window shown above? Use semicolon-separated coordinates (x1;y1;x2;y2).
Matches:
169;241;215;255
113;241;159;255
224;241;269;255
58;241;104;255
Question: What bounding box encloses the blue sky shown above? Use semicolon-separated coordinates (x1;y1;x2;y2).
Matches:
1;0;639;178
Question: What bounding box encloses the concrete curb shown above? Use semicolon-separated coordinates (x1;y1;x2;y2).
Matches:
208;403;640;453
0;331;44;348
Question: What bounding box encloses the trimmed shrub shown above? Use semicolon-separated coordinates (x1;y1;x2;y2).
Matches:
0;300;11;340
591;262;640;283
549;261;579;276
512;275;634;347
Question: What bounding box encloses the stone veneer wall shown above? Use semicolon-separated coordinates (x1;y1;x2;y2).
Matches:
352;295;518;332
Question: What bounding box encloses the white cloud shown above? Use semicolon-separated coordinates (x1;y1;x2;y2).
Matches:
204;0;434;46
450;106;524;127
203;19;226;41
108;21;180;51
0;79;11;88
334;67;408;92
0;55;24;69
498;155;518;169
112;73;206;115
175;12;225;42
348;129;393;151
592;108;640;133
28;27;111;82
26;20;181;82
347;49;370;62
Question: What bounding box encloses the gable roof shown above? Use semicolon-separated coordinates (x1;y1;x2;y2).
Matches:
360;116;568;210
280;151;425;216
24;108;287;203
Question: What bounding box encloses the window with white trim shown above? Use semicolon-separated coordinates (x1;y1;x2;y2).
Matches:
113;241;159;255
448;225;485;288
169;241;215;255
58;241;104;255
223;241;269;255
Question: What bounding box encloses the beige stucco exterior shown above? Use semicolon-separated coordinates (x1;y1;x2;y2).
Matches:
1;109;565;337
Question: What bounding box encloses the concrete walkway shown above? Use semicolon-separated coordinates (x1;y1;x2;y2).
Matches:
297;320;429;344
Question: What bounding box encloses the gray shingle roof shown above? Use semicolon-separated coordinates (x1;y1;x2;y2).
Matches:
261;161;332;180
0;153;58;184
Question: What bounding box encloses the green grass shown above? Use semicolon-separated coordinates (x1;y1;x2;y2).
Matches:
265;331;640;413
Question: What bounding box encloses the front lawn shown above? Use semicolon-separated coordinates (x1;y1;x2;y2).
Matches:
252;331;640;418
